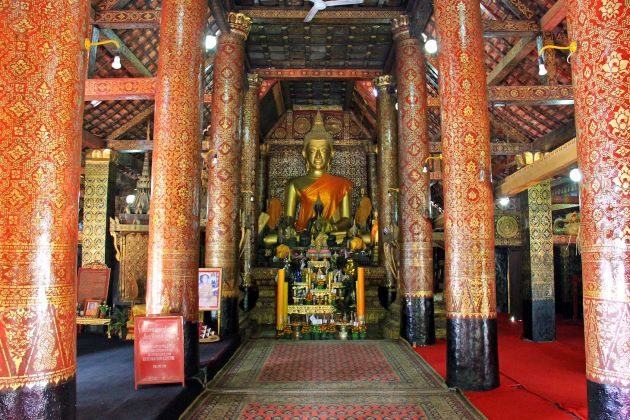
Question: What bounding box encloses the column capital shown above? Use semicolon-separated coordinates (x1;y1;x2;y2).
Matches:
260;143;269;155
391;15;411;40
247;73;263;89
228;12;252;40
374;74;395;90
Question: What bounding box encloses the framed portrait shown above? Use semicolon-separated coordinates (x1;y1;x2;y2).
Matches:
84;299;101;317
199;268;221;311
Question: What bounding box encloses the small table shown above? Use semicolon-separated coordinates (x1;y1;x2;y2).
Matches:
77;316;111;338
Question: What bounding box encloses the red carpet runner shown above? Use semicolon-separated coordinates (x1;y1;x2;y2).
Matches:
415;315;588;419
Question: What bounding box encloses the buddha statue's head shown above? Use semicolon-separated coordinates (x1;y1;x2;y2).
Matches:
303;111;333;173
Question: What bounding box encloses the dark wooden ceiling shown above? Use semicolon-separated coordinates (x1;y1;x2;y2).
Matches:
87;0;576;180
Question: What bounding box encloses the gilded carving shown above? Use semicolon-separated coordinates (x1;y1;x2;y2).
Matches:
110;219;149;304
82;152;116;266
523;182;554;301
568;0;629;388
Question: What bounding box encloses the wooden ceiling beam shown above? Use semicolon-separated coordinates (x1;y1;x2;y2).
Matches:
491;118;531;143
107;106;154;140
482;20;539;37
84;77;572;106
485;1;567;85
540;0;567;32
486;35;535;86
254;68;381;80
99;28;154;77
486;85;573;106
530;119;576;152
83;130;107;149
99;0;134;10
84;78;156;101
92;10;161;29
430;141;531;155
495;138;576;197
499;0;536;19
235;8;405;24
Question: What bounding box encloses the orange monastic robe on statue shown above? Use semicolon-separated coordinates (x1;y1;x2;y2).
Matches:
295;173;352;232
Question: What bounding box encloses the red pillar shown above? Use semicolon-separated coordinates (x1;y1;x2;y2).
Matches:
435;0;499;390
205;13;252;336
0;1;89;417
567;1;629;416
392;15;435;346
146;0;206;376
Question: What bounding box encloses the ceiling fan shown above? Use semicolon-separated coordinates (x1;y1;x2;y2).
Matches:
304;0;364;22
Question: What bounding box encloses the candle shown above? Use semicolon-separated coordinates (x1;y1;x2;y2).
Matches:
356;267;365;323
282;270;289;325
276;269;285;331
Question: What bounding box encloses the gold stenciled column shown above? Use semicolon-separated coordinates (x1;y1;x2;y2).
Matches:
241;74;262;275
365;144;378;221
257;144;269;216
435;0;499;391
0;0;89;417
146;0;206;376
567;0;629;416
82;149;118;267
206;13;252;336
521;181;555;341
374;75;400;338
392;15;435;346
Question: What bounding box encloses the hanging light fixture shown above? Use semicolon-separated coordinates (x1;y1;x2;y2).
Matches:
84;37;122;70
111;55;122;69
424;39;438;54
569;168;582;183
205;34;217;50
498;197;510;207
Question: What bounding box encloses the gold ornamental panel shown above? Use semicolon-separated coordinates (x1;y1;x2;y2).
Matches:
110;218;149;304
496;215;519;239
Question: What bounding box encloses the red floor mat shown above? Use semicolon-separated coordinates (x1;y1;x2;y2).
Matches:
415;316;588;419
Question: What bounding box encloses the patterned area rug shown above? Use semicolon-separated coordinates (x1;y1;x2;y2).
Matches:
182;340;484;419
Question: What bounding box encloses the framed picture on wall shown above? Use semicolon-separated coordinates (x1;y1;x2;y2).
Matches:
199;268;221;311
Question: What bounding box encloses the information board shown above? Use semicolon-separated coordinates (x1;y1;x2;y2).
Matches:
134;316;185;389
77;266;110;304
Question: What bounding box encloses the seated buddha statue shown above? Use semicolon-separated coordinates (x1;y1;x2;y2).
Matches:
264;112;353;248
286;112;353;231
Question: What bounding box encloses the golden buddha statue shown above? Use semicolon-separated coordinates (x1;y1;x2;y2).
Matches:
264;112;353;248
286;112;353;232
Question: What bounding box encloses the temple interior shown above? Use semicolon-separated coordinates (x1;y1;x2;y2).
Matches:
0;0;628;419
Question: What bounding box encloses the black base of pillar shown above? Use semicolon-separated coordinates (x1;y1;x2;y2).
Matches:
183;320;199;377
523;299;555;342
587;380;630;419
401;297;435;346
220;297;239;337
0;376;75;420
446;318;499;391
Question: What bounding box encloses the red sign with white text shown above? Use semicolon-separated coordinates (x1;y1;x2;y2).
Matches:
134;316;185;389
